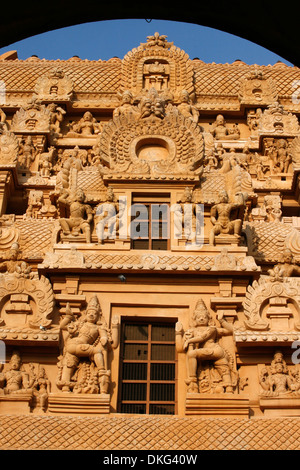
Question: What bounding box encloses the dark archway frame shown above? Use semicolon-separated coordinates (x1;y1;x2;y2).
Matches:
1;1;299;67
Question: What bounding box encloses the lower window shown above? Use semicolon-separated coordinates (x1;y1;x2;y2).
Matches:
118;320;177;415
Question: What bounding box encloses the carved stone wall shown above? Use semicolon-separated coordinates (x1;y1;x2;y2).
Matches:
0;32;300;450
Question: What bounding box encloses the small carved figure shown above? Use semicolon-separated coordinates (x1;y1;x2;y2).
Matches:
29;364;51;411
260;351;295;396
18;136;38;169
176;300;235;393
268;248;300;279
113;90;139;120
47;103;66;137
209;190;245;245
173;187;199;241
177;90;199;123
95;187;120;243
0;351;31;394
68;111;100;136
276;139;292;173
58;188;93;243
210;114;240;140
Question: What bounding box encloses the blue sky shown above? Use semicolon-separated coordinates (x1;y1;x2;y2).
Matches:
0;19;293;66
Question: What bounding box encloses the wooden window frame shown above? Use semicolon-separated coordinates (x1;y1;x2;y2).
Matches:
117;318;178;415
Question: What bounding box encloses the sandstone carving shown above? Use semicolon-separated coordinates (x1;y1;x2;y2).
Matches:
1;32;300;440
57;296;119;394
176;300;236;394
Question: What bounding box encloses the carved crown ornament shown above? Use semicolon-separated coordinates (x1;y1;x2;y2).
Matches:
257;102;300;136
34;68;74;102
239;69;278;105
11;99;51;134
95;88;204;180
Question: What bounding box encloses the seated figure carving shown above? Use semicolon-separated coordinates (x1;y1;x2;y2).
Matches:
58;188;93;243
209;190;245;245
0;351;31;395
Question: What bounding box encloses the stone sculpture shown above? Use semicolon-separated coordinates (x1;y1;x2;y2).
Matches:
58;188;93;243
209;190;245;245
176;300;235;394
57;296;119;393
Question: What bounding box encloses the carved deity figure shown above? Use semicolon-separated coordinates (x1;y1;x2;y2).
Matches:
57;296;119;393
0;107;8;132
276;139;292;173
260;351;296;397
18;136;38;169
210;114;240;140
176;300;234;393
58;188;93;243
113;90;139;120
95;187;120;244
68;111;100;136
268;248;300;280
0;351;31;394
173;187;199;241
177;90;199;123
47;103;66;137
209;190;245;245
29;364;51;411
0;242;23;274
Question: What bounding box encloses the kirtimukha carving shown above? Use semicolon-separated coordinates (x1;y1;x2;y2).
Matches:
58;188;93;243
57;296;119;393
176;300;236;394
209;190;246;245
11;100;51;133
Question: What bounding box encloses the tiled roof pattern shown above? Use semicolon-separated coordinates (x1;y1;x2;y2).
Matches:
0;58;299;96
1;415;300;450
0;60;122;92
193;62;300;96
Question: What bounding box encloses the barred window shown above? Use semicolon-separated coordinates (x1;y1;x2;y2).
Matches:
118;320;177;415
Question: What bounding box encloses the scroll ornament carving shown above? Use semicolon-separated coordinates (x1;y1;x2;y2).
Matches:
0;130;19;166
243;258;300;332
57;296;119;394
176;300;237;394
0;246;55;329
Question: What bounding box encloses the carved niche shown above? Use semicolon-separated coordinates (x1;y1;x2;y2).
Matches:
0;259;55;329
96;88;204;179
34;68;74;101
121;32;195;98
243;276;300;332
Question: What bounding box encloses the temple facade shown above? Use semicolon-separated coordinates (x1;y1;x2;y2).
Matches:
1;32;300;450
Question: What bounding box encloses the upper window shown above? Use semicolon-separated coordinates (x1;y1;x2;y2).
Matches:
130;195;170;250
